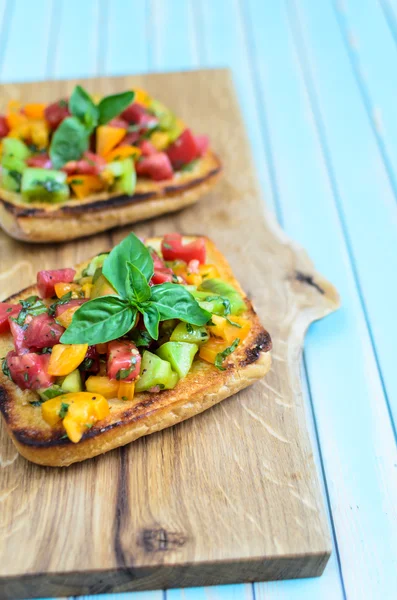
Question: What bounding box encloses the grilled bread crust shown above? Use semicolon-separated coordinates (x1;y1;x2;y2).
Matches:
0;236;271;467
0;151;221;242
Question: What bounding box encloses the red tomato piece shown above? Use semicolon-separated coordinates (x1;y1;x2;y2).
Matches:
44;99;70;130
166;129;199;169
107;340;141;382
121;103;157;127
37;268;76;298
6;350;54;390
63;151;106;176
187;259;200;274
138;140;157;156
80;345;100;374
135;152;173;181
151;269;174;285
55;298;86;318
26;154;52;169
161;233;206;264
0;303;22;334
10;319;30;355
0;115;10;138
24;314;65;349
195;134;209;156
108;117;129;129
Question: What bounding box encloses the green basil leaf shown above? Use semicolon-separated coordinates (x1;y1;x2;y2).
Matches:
126;262;151;303
128;329;153;347
142;303;160;340
69;85;99;131
102;232;153;297
150;283;211;325
60;296;136;345
214;338;240;371
49;117;90;169
97;91;135;125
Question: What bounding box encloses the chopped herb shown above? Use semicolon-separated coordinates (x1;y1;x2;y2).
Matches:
207;319;215;326
40;347;52;354
162;242;172;250
186;323;194;334
69;178;84;185
214;338;240;371
201;331;208;338
23;372;29;382
79;358;94;371
85;423;93;429
30;400;43;407
48;291;73;316
6;307;12;313
171;273;179;283
58;99;68;108
179;159;199;172
2;357;11;379
159;383;165;390
225;317;242;328
204;295;231;315
115;361;136;380
121;396;128;401
58;402;70;419
129;329;153;347
60;433;69;440
8;170;22;187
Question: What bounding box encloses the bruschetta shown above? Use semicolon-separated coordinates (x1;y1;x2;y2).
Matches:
0;88;221;242
0;233;271;466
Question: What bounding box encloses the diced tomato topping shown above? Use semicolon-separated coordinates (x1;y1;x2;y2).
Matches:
187;259;200;274
107;340;141;382
195;134;209;157
138;140;157;156
10;319;30;355
161;233;206;264
108;118;129;129
37;268;76;298
55;298;86;318
26;154;52;169
149;248;174;285
0;303;22;334
0;115;10;138
63;151;106;176
80;345;100;374
121;103;157;128
6;351;54;390
44;100;70;130
166;129;200;169
119;131;140;147
24;314;65;349
136;152;173;181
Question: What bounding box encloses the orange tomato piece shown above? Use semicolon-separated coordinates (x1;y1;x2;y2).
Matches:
185;272;202;286
67;175;104;200
96;125;126;157
47;344;88;376
54;282;81;298
118;381;135;401
55;305;80;328
199;338;230;365
6;112;28;130
208;315;251;345
133;88;151;106
85;375;119;399
199;264;220;280
23;103;46;119
104;145;141;162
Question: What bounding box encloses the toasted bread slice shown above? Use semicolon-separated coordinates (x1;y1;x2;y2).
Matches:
0;236;271;467
0;151;221;243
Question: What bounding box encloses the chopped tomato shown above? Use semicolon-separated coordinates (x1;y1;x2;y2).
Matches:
55;299;86;318
138;140;157;156
161;233;206;264
26;154;52;169
67;174;104;199
37;268;76;298
23;103;46;119
0;303;21;333
6;351;54;390
47;343;88;376
195;134;209;156
107;117;129;129
80;345;100;374
121;103;157;128
149;248;174;285
107;340;141;382
24;314;65;349
119;131;140;147
44;99;70;130
63;151;106;176
187;259;200;274
166;129;200;169
135;152;173;181
10;319;30;355
0;115;10;138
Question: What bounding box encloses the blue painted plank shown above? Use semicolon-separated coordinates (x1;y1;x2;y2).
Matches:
0;0;53;82
168;585;252;600
242;0;397;597
76;593;162;600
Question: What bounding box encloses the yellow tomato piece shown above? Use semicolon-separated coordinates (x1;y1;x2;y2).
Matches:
29;119;49;149
6;112;27;130
8;121;30;140
150;131;170;151
133;88;151;107
41;398;63;427
23;103;46;119
63;418;86;443
118;381;135;401
54;282;81;298
208;315;251;345
55;305;80;329
90;395;110;420
96;125;126;157
81;282;93;299
86;375;119;399
48;344;88;376
104;145;141;162
100;169;115;187
199;338;230;365
199;264;220;280
185;272;202;286
67;174;104;200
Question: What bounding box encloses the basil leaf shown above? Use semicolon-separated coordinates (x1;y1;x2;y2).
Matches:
49;117;90;169
102;232;153;297
150;283;211;325
215;338;240;371
97;91;135;125
60;296;136;345
142;303;160;340
128;329;153;347
126;262;151;303
69;85;99;131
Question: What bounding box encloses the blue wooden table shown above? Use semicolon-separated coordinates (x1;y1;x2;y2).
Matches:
1;1;396;598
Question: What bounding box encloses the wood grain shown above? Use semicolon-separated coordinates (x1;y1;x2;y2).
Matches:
0;70;339;599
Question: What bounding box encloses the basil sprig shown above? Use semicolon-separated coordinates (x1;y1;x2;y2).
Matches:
215;338;240;371
61;233;211;345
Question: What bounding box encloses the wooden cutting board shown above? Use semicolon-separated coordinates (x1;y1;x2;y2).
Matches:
0;70;339;599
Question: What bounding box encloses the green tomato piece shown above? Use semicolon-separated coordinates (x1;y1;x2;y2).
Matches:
113;158;136;196
1;168;22;192
58;369;82;393
1;154;27;173
156;342;198;379
135;350;178;393
199;279;246;315
170;322;209;345
190;290;231;317
106;161;124;178
21;168;70;203
1;138;31;161
90;273;117;299
82;253;109;278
